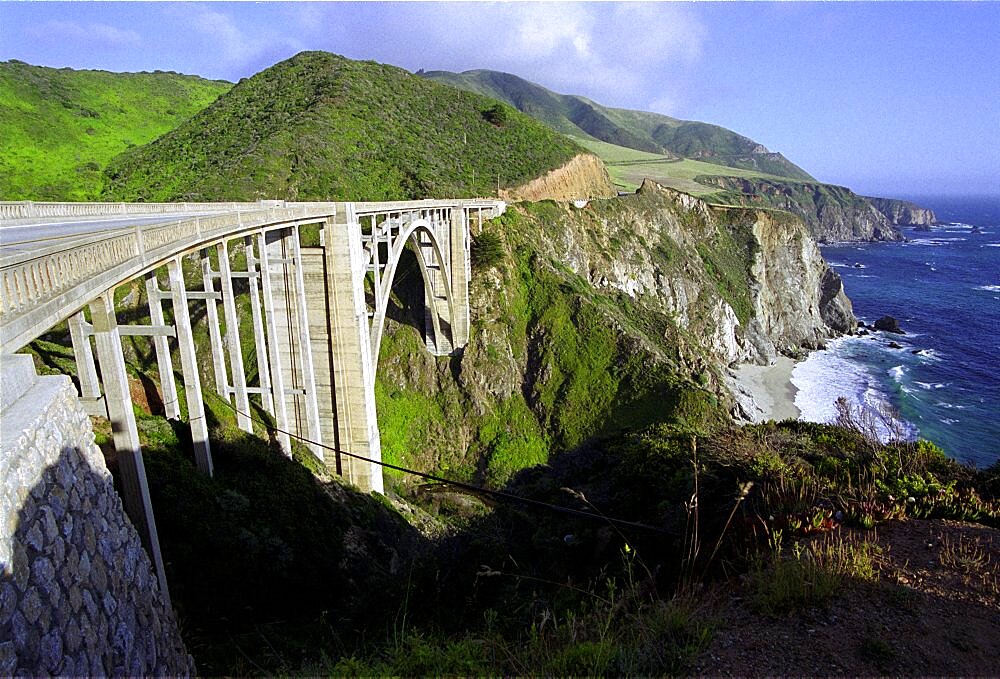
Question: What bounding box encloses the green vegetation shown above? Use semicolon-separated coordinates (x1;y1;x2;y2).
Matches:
572;135;798;195
422;68;815;181
102;52;582;201
0;59;230;200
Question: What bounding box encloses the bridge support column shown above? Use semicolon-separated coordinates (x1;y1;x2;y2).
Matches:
87;292;169;601
217;240;253;432
201;249;228;398
324;208;383;493
258;231;292;456
145;272;181;420
167;257;213;477
68;310;104;416
422;210;453;356
288;227;324;458
449;207;471;349
245;236;274;416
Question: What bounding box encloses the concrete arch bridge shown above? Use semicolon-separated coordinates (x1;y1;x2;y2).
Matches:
0;198;505;595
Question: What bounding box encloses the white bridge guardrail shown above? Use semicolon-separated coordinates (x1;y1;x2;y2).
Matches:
0;200;290;222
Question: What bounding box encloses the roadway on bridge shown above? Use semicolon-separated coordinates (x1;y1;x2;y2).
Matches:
0;212;221;255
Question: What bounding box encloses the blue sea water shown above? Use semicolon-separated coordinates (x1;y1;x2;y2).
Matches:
791;195;1000;468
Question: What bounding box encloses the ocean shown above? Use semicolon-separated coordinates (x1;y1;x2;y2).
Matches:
791;195;1000;469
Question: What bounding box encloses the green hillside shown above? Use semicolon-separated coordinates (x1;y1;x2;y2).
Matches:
571;135;797;195
421;68;815;181
103;52;583;202
0;60;230;200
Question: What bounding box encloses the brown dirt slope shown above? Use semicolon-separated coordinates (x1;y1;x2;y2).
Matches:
697;519;999;676
500;153;616;202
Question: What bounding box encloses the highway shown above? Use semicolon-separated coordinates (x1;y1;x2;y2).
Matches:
0;212;219;254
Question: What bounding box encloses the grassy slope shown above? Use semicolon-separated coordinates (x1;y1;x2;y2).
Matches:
422;68;815;181
572;136;797;195
102;52;583;202
0;60;230;200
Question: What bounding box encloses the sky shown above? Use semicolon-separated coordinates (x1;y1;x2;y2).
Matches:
1;1;998;198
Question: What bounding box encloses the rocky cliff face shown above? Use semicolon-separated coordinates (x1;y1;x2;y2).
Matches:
518;180;853;365
375;180;853;485
865;196;937;225
698;176;903;243
500;153;616;202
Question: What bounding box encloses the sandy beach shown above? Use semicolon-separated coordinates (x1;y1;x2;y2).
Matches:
724;355;801;423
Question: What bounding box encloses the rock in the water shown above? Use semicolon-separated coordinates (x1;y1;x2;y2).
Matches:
874;315;905;334
888;341;903;349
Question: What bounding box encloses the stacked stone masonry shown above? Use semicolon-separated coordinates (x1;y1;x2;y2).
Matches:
0;361;193;676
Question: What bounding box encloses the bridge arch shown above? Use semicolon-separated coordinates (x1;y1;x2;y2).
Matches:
369;216;456;366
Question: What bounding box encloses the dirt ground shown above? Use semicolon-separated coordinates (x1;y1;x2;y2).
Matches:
696;519;999;676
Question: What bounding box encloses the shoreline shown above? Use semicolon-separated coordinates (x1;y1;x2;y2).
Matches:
724;355;801;423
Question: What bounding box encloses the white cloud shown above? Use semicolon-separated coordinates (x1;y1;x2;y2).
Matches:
30;20;141;48
177;4;305;78
374;2;707;108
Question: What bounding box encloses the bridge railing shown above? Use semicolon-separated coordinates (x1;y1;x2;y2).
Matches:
0;200;291;222
1;204;337;353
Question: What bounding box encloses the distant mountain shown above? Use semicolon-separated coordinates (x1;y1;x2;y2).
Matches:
0;60;231;200
103;52;583;202
421;69;815;182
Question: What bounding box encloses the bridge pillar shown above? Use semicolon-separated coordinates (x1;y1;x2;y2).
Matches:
201;249;228;397
68;310;104;415
217;240;253;432
145;272;181;420
422;209;454;356
245;236;274;416
87;292;169;600
258;231;292;456
167;257;213;477
324;208;383;493
449;207;471;349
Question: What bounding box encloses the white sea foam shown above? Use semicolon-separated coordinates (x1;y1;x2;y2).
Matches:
940;418;959;425
915;381;947;390
792;338;918;441
974;285;1000;292
984;244;1000;248
913;348;941;361
888;365;905;382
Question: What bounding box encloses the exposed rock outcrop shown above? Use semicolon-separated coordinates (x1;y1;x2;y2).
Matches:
696;176;903;243
500;153;616;202
874;315;905;334
866;196;937;226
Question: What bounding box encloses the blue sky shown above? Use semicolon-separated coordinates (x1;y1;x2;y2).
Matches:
2;2;997;197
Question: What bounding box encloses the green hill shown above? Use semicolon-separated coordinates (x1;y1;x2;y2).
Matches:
0;59;231;200
421;68;814;181
102;52;583;202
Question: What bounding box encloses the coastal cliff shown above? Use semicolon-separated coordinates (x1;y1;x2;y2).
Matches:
698;175;903;242
375;180;853;483
865;196;937;225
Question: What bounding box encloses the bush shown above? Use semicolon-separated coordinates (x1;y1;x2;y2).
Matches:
482;102;509;126
471;230;504;269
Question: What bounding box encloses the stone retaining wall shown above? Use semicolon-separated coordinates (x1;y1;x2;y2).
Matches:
0;355;193;676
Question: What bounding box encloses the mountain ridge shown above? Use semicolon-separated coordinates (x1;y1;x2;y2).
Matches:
101;52;584;202
421;68;816;182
